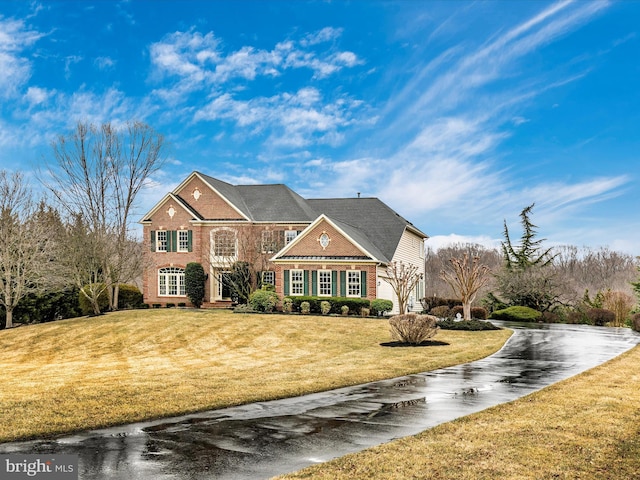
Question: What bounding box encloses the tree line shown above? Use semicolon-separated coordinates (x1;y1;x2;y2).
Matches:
0;121;165;328
429;204;640;326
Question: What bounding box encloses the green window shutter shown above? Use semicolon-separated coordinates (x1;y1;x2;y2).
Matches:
170;230;178;252
303;270;310;296
311;270;318;296
361;270;367;298
331;271;337;296
187;230;193;252
150;230;156;252
340;271;346;297
284;270;290;296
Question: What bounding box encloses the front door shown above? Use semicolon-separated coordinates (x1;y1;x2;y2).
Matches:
211;269;233;301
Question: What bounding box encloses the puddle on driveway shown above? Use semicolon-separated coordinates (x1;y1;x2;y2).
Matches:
2;322;638;479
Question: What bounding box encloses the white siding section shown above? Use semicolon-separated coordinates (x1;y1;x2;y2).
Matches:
376;228;426;314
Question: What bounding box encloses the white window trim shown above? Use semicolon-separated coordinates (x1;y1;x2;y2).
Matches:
290;269;304;296
158;267;185;297
347;270;361;298
285;230;298;245
177;230;189;253
318;270;332;296
211;228;238;264
156;230;168;252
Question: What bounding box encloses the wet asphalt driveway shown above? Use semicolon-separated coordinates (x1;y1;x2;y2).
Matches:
1;321;638;479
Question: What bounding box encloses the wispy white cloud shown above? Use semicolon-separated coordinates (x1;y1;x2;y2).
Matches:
149;27;363;91
194;87;361;147
368;0;622;233
0;16;43;97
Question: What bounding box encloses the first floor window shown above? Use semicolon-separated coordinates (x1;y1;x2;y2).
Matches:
158;267;185;296
290;270;304;296
262;271;275;286
347;270;361;297
319;270;332;296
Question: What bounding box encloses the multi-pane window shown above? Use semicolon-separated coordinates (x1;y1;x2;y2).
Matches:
156;230;168;252
177;230;190;252
347;271;361;297
290;270;304;296
319;270;332;296
261;271;275;286
261;231;280;253
158;267;185;296
213;230;237;257
285;230;298;245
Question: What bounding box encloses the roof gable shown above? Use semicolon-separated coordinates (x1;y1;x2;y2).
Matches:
273;215;382;262
307;198;427;262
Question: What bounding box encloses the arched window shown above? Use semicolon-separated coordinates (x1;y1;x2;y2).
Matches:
158;267;185;296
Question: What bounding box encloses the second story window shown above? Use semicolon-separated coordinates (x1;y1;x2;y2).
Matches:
177;230;190;252
156;230;168;252
213;229;237;257
285;230;298;245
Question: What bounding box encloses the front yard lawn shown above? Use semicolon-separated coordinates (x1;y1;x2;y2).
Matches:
0;309;511;442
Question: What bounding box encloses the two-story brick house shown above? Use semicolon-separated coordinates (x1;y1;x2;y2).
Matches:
140;171;428;313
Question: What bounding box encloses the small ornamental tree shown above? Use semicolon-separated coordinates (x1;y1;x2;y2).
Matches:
440;253;491;320
185;262;206;308
381;261;423;314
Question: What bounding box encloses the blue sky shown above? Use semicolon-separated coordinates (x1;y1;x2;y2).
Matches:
1;1;638;255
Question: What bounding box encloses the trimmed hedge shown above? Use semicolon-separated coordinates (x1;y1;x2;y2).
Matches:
490;306;542;322
285;296;371;315
437;319;501;331
586;308;616;327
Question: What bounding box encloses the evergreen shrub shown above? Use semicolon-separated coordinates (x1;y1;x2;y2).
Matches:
371;299;393;316
437;319;500;331
249;289;279;312
185;262;206;308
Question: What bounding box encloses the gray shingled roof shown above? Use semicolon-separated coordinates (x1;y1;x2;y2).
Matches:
235;184;318;222
182;173;427;263
308;198;426;263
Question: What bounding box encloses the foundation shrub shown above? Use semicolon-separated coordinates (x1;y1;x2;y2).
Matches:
586;308;616;327
300;301;311;314
285;296;370;315
490;306;542;322
370;299;393;316
451;306;464;318
248;289;279;313
320;301;331;315
389;313;440;345
282;297;293;313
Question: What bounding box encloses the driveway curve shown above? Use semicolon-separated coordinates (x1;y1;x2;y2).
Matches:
1;321;638;479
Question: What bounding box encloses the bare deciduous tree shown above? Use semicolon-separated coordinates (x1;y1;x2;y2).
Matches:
381;261;423;314
440;253;491;320
0;171;55;328
43;121;165;312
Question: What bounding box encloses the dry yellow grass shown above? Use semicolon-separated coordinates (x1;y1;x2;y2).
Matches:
279;343;640;480
0;309;511;443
